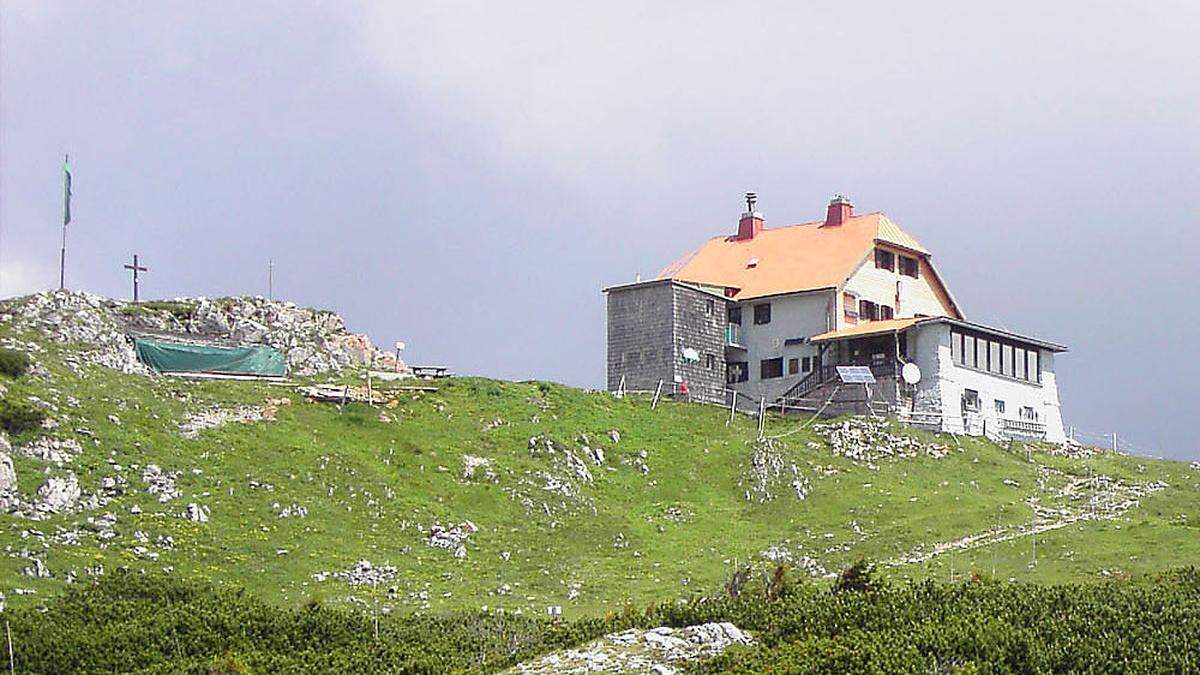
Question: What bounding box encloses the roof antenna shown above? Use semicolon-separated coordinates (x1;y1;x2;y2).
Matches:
745;192;757;214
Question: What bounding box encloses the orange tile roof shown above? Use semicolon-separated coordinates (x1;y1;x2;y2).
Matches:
657;212;930;300
810;317;923;342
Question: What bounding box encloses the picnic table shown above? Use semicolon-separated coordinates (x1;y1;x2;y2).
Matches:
412;366;452;379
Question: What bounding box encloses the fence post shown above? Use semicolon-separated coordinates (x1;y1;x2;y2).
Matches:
651;380;663;410
757;397;766;439
727;390;737;426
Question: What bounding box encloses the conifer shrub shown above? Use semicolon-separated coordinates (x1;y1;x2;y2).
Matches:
0;396;44;436
0;347;31;378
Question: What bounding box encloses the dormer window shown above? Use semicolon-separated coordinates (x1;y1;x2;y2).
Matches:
899;256;919;278
875;249;895;271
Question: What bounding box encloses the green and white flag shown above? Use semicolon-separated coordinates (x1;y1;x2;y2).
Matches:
63;157;72;226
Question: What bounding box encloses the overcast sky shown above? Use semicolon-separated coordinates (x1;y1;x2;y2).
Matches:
2;2;1197;459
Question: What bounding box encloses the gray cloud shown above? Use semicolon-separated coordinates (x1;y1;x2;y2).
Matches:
2;1;1197;458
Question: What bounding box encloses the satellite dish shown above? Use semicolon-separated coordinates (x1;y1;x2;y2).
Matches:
902;362;921;385
394;341;406;351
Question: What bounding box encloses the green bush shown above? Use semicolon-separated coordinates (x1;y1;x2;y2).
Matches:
0;348;31;378
0;396;46;436
9;569;1200;673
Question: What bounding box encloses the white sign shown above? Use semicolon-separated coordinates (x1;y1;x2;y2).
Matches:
836;365;876;384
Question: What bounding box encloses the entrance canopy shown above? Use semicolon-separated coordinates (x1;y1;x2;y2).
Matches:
810;318;921;343
133;337;287;377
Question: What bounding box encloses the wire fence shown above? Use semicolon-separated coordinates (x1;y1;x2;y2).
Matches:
611;376;1178;459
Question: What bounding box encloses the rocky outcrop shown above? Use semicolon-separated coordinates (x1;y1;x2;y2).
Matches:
510;622;754;674
0;291;405;377
0;291;150;374
180;297;399;376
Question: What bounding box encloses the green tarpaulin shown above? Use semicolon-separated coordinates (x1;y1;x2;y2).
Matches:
133;338;287;376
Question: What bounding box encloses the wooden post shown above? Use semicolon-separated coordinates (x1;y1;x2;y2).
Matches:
727;390;737;425
757;397;765;439
1031;503;1037;567
650;380;663;410
1111;432;1118;453
6;620;13;675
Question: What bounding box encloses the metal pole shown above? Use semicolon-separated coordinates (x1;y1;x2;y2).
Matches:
59;155;69;290
1112;432;1118;453
268;259;275;300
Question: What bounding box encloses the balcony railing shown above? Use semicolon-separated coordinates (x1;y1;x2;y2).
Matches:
724;324;744;347
1000;418;1046;436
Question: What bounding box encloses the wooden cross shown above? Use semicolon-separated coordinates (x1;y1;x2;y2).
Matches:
124;254;148;302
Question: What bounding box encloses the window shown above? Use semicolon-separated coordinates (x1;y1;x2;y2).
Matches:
962;388;980;412
879;305;894;320
705;353;716;370
843;292;859;323
802;356;812;372
753;303;772;325
1020;406;1037;421
728;306;742;325
951;329;1043;384
995;399;1006;414
760;358;783;379
900;256;919;278
875;248;895;271
859;300;879;321
705;299;715;315
727;361;748;384
787;358;799;375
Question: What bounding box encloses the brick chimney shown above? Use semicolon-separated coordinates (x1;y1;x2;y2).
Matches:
823;195;853;227
736;191;763;240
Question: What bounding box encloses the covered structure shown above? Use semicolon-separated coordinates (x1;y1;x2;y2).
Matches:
133;337;287;378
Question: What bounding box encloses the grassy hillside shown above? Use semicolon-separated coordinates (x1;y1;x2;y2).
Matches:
1;307;1198;622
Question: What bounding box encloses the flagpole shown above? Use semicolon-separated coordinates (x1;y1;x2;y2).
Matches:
59;154;70;290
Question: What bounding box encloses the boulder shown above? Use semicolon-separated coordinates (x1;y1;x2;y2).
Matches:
0;435;14;489
36;474;81;513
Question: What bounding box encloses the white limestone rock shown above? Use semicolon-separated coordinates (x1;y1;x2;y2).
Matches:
36;474;81;514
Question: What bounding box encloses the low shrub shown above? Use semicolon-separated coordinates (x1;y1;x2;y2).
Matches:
0;348;31;378
0;396;46;436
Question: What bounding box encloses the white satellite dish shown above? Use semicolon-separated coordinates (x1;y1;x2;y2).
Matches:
394;341;406;351
902;362;921;385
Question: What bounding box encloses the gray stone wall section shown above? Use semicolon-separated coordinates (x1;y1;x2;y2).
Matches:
670;284;727;402
606;281;676;392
